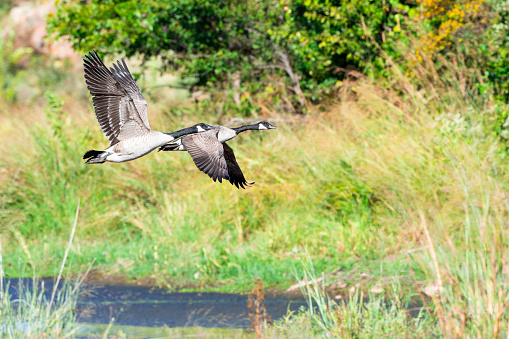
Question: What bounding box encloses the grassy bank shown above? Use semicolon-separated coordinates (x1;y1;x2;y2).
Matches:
0;44;508;335
1;51;506;296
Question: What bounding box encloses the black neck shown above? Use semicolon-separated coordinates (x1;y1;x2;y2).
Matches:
232;124;258;134
165;126;196;138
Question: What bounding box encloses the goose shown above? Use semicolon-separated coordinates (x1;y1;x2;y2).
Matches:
82;51;213;164
159;122;277;188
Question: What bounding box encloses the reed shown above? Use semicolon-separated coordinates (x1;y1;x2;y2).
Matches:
0;25;508;339
0;201;88;338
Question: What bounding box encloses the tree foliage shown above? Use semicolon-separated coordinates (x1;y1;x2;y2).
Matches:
48;0;413;110
49;1;273;83
416;0;486;58
47;0;509;110
273;0;410;86
482;1;509;100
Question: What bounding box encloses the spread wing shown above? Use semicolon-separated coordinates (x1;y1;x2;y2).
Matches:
182;130;229;183
83;51;150;146
223;143;253;189
110;59;150;130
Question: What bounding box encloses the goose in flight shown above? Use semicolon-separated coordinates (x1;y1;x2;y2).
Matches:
82;51;213;164
159;122;277;188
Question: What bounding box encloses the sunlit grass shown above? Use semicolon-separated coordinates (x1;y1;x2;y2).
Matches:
0;279;79;338
0;28;508;337
0;37;507;311
414;168;509;337
0;90;388;288
0;202;87;338
263;48;509;337
269;166;509;337
267;255;436;338
1;72;506;293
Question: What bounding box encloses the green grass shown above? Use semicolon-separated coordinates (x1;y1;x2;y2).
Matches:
0;278;79;338
74;323;248;338
268;255;436;338
268;169;509;337
1;57;506;296
1;31;509;337
0;109;397;291
1;88;398;290
0;202;86;338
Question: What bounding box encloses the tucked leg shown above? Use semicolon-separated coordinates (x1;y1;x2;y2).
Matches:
159;139;186;152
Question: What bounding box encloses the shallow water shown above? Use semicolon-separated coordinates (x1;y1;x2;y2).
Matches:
75;284;307;328
5;278;307;336
74;323;247;338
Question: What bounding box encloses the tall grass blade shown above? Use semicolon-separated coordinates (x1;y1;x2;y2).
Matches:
46;199;80;318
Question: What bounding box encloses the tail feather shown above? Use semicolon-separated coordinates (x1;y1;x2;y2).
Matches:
83;149;104;159
83;149;108;164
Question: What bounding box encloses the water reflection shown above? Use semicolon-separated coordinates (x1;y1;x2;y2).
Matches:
6;278;307;329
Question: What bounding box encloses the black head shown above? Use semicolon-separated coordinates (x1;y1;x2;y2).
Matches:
257;121;277;130
193;123;215;132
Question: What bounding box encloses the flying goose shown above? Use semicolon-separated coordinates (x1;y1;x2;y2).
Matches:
159;122;277;188
82;51;213;164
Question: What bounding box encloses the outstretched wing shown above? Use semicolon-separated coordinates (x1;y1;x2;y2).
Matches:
110;59;150;130
83;51;149;145
182;130;229;183
223;143;253;189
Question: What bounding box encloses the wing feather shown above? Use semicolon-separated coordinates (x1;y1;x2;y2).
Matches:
84;51;149;146
180;131;252;189
182;130;229;183
223;143;253;189
110;59;150;130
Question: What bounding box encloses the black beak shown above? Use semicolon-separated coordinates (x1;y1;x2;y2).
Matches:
267;123;277;129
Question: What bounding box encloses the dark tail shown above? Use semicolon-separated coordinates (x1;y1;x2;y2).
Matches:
158;144;180;152
83;149;108;164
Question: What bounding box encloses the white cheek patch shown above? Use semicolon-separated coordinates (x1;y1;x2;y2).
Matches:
259;124;268;130
196;126;205;132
